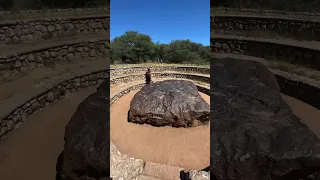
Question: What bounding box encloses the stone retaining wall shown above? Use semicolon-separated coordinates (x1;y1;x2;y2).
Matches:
273;70;320;109
0;70;108;139
0;8;108;15
0;15;109;44
211;15;320;41
211;36;320;70
110;73;210;87
0;38;108;83
110;66;210;76
110;79;209;105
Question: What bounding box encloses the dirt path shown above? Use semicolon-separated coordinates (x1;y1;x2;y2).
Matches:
0;87;96;180
0;59;105;101
282;94;320;138
110;90;210;171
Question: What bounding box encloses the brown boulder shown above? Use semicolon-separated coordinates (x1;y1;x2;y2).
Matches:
129;80;209;127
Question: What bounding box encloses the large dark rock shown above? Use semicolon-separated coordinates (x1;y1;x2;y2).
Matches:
129;80;210;127
210;58;320;180
56;80;110;180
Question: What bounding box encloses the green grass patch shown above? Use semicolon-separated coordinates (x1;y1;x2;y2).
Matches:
266;61;320;80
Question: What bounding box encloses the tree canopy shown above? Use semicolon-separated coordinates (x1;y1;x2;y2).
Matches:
110;31;210;65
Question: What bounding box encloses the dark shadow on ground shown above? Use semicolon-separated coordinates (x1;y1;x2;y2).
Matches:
180;170;189;180
56;151;64;180
179;166;210;180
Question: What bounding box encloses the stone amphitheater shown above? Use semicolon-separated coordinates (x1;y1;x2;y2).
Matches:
0;7;109;180
110;7;320;179
0;6;320;180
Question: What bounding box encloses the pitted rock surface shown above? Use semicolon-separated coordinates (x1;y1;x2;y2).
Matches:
210;58;320;180
56;80;109;180
128;80;210;128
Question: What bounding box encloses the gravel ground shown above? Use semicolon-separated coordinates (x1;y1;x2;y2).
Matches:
110;141;145;180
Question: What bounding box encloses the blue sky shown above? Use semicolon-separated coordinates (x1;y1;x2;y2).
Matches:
110;0;210;46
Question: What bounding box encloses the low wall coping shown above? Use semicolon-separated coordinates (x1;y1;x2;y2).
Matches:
0;35;108;60
111;72;210;80
0;14;109;26
0;7;108;15
110;65;210;70
211;13;320;22
211;34;320;51
211;7;320;17
0;66;107;120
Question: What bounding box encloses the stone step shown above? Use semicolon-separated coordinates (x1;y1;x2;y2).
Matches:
213;53;320;83
211;34;320;51
138;174;164;180
0;32;107;57
0;60;106;120
141;161;185;180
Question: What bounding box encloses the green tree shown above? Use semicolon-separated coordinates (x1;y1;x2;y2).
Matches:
165;40;210;64
110;31;154;63
110;31;210;65
153;42;171;62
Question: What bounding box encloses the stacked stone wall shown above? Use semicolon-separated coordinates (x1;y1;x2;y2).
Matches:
0;38;108;83
212;15;320;41
211;35;320;70
0;15;109;44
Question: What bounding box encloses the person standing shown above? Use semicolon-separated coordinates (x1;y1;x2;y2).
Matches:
145;68;152;85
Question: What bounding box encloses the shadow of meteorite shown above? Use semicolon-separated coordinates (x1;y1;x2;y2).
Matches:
56;151;64;180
